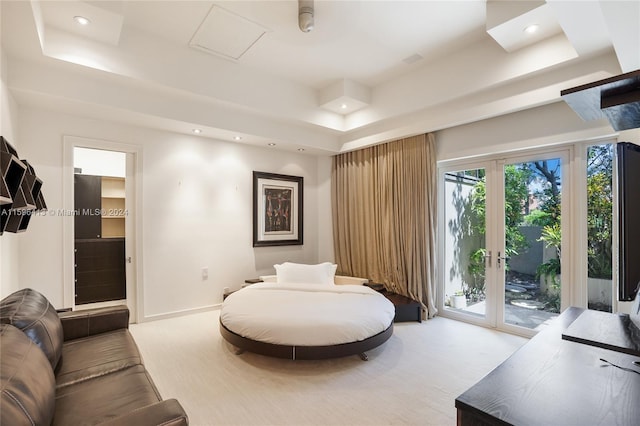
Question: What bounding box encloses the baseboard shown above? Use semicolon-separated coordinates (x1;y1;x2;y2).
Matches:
140;303;221;323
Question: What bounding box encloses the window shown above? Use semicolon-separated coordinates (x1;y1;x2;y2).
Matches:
586;143;614;312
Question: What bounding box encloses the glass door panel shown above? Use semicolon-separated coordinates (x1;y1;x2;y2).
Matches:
501;158;562;330
440;150;570;335
586;144;614;312
443;168;487;319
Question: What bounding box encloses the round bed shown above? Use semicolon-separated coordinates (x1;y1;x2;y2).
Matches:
220;266;395;360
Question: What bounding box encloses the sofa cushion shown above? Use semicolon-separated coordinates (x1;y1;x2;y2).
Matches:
53;364;163;425
56;329;142;388
0;288;64;369
1;324;56;426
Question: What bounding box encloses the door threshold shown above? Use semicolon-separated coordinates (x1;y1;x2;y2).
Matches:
74;299;127;311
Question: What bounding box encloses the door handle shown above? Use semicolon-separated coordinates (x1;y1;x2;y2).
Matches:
484;250;492;267
497;251;509;269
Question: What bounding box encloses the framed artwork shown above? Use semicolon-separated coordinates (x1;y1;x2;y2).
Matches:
253;171;303;247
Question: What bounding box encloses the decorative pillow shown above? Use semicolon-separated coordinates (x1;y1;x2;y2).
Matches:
0;288;64;370
274;262;337;285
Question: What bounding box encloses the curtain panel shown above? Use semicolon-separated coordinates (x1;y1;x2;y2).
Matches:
331;133;438;318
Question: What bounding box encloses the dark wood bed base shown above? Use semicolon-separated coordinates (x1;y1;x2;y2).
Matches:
219;320;393;360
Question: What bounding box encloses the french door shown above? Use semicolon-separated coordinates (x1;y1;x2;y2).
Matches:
439;149;569;336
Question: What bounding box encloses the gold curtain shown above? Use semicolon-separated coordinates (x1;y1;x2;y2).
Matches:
331;133;438;318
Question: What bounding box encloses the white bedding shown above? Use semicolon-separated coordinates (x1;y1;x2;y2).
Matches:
220;282;395;346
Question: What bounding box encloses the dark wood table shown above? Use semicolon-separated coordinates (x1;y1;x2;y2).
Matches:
455;307;640;425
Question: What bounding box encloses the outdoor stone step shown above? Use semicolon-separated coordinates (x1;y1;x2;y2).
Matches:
510;299;546;310
508;281;538;290
506;284;528;293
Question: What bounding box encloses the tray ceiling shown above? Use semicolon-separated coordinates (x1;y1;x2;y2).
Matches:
2;1;638;154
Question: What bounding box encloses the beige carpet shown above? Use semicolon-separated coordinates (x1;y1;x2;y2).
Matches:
130;310;526;426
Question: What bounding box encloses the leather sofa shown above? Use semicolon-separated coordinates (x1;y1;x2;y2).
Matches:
0;288;188;425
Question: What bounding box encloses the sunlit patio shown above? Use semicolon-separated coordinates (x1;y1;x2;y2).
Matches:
456;301;558;330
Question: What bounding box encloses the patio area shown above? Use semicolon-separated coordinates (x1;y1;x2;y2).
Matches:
459;300;558;330
449;271;560;330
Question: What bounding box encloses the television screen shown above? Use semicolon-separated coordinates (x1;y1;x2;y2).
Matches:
617;142;640;301
631;291;640;331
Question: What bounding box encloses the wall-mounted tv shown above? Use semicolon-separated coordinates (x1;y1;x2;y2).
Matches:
617;142;640;302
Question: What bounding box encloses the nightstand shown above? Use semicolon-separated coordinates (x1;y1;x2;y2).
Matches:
381;291;422;323
366;282;422;323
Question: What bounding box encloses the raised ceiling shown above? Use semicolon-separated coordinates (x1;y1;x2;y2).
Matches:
1;1;639;154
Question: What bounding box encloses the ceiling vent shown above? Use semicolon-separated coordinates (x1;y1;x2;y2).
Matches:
189;5;269;61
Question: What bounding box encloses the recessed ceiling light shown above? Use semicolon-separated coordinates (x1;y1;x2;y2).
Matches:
268;143;276;147
524;24;539;34
74;16;91;26
192;128;202;134
340;103;348;109
233;136;242;141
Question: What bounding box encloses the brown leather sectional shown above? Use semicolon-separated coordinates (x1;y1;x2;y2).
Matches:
0;288;189;425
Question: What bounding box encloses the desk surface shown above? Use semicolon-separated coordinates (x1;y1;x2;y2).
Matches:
455;307;640;426
562;309;640;356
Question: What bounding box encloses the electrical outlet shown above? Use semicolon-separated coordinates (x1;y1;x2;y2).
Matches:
202;267;208;280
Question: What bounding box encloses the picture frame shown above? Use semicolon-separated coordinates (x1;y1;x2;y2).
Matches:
253;171;303;247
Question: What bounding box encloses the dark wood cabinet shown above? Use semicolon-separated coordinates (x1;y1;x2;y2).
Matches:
75;239;126;304
74;174;102;239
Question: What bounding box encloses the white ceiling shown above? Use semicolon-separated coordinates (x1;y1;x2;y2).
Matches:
1;1;639;154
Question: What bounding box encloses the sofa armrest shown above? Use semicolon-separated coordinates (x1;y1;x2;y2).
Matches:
58;306;130;341
98;399;188;426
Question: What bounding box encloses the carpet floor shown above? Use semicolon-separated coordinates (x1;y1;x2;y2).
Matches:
130;310;526;426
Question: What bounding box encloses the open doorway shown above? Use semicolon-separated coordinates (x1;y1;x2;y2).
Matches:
63;136;141;323
73;148;127;307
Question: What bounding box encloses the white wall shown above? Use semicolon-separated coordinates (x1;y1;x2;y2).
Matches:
0;45;21;297
16;106;333;318
436;101;615;162
442;177;480;300
316;155;334;262
12;90;633;319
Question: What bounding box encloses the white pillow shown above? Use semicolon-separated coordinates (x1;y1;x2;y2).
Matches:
274;262;337;285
